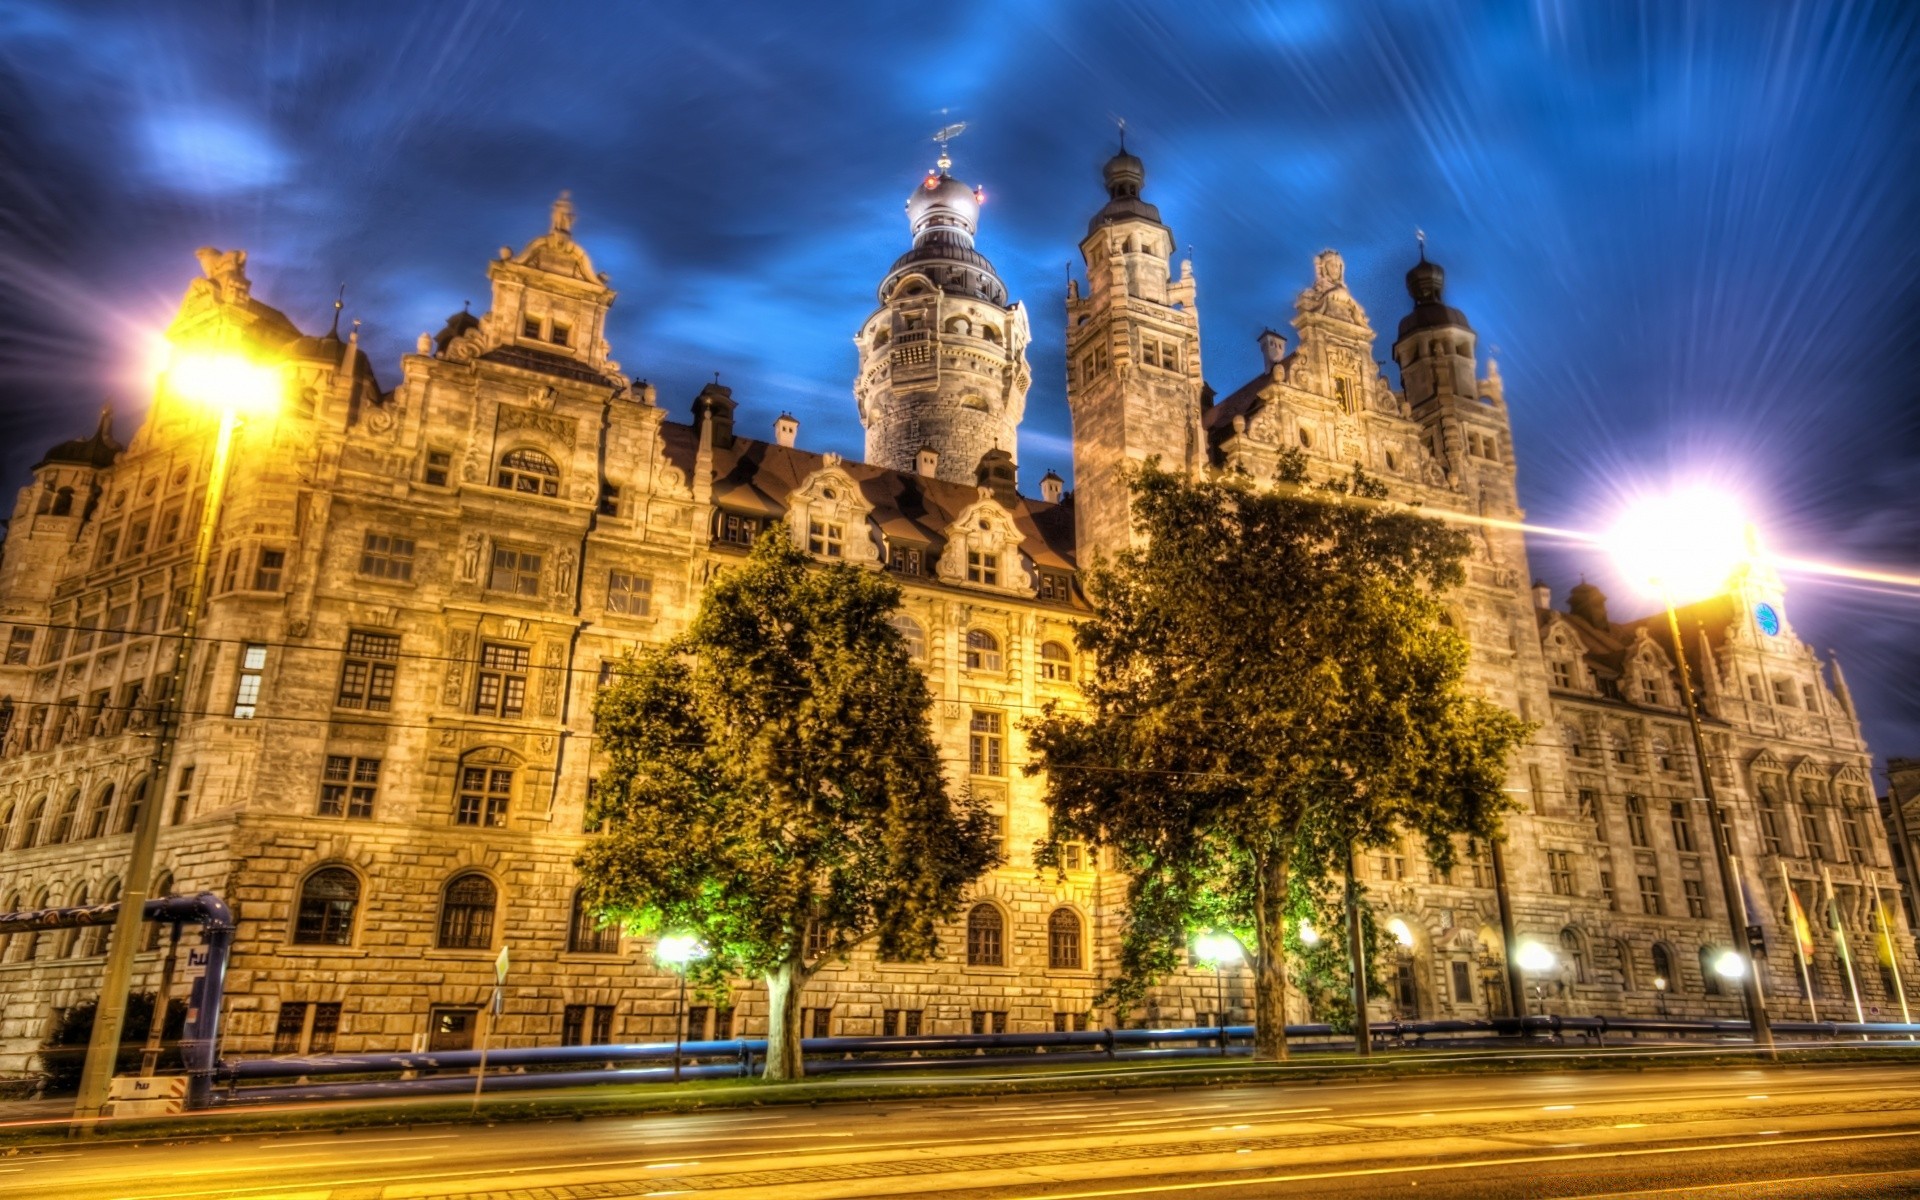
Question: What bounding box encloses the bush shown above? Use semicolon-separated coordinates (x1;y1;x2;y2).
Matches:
35;993;187;1096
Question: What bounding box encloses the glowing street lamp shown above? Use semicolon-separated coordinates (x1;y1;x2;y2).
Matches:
1714;949;1749;981
1654;973;1670;1019
1192;933;1242;1053
74;341;282;1124
1516;941;1557;1018
1605;487;1776;1058
656;934;707;1081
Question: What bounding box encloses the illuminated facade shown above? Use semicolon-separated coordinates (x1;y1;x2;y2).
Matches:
0;152;1911;1075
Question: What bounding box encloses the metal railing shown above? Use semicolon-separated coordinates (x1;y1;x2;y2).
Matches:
212;1015;1920;1108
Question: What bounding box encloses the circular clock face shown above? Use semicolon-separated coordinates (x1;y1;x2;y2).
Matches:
1755;602;1781;637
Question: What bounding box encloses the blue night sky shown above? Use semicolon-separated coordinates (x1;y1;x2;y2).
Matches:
1;2;1916;768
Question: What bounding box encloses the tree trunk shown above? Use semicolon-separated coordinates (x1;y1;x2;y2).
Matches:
762;957;809;1080
1252;850;1291;1061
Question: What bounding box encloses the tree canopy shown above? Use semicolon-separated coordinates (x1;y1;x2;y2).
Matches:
578;531;999;1078
1025;457;1530;1058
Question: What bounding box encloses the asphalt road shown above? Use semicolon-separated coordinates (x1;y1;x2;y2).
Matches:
3;1063;1919;1199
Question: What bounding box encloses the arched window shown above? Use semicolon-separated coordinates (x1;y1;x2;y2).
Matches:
1048;908;1082;970
964;629;1001;672
438;873;497;950
1039;641;1071;682
1650;942;1675;990
47;791;79;844
981;324;1002;345
890;615;926;661
495;448;560;497
84;784;114;839
870;328;891;349
0;892;18;961
59;885;88;958
1700;945;1723;995
1652;735;1675;773
568;888;620;954
18;797;45;848
1559;927;1587;984
966;903;1004;966
119;777;148;835
1615;939;1636;991
293;867;359;946
0;804;11;848
52;487;74;516
83;881;118;956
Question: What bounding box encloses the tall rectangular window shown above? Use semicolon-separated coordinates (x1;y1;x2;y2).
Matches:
1841;809;1865;862
969;709;1004;777
605;571;651;615
1579;789;1606;842
1801;810;1829;860
309;1002;342;1054
562;1005;615;1046
1451;960;1473;1003
253;548;286;591
127;518;151;556
1547;850;1574;896
1600;870;1616;910
233;644;267;718
1683;878;1707;918
457;766;512;827
1638;874;1664;916
358;532;416;581
883;1009;923;1037
157;506;182;546
273;1002;308;1055
424;450;452;487
319;755;380;819
170;765;195;826
474;643;530;718
1625;794;1650;847
970;1010;1008;1035
1669;801;1696;853
103;603;130;647
5;627;33;665
966;551;1000;586
1802;683;1819;711
804;1007;833;1038
887;547;922;576
337;632;400;711
489;548;542;596
135;593;160;634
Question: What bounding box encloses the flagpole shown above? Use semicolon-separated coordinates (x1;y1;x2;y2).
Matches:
1781;859;1818;1022
1731;854;1767;1008
1872;872;1912;1028
1821;865;1865;1029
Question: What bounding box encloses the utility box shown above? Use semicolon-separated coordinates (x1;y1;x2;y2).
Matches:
107;1074;187;1116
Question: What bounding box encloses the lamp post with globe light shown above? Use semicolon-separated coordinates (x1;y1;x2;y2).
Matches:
1654;973;1669;1019
1606;488;1776;1058
1516;941;1557;1019
1191;933;1241;1054
73;343;282;1125
656;934;706;1081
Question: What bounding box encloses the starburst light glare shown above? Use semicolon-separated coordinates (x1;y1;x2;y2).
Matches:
164;345;283;416
1604;486;1754;604
1299;920;1319;946
655;934;706;966
1192;933;1241;964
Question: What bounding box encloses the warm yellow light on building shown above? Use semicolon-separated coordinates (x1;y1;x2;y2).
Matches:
1604;486;1754;604
163;345;283;417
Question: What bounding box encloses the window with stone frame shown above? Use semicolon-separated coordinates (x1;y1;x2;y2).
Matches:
473;643;530;718
886;545;923;576
1599;870;1617;910
102;603;129;646
964;628;1001;672
1547;850;1575;896
1652;734;1676;773
135;592;160;633
1048;907;1083;970
232;643;268;718
424;449;453;487
437;874;497;950
971;1009;1009;1034
456;765;512;827
1683;878;1708;918
293;868;360;946
1756;777;1788;854
1579;789;1607;842
562;1005;614;1046
807;519;844;558
168;766;192;825
358;531;416;582
1038;571;1072;601
1642;677;1661;705
1638;873;1664;916
966;903;1004;966
1802;682;1820;711
1669;801;1697;853
273;1001;342;1055
883;1008;923;1036
889;615;926;660
428;1007;479;1051
605;570;651;616
568;888;621;953
318;755;380;819
969;709;1004;777
966;550;1000;585
496;448;560;496
337;631;399;711
252;548;286;592
1800;807;1830;860
803;1006;833;1038
1039;641;1072;682
1624;794;1650;847
5;627;32;665
1772;679;1796;707
488;547;543;596
549;318;572;347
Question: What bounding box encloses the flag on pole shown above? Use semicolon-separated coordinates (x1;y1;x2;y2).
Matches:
1788;888;1816;961
1875;901;1898;968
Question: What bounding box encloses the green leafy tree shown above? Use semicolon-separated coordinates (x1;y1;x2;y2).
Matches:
578;532;999;1079
1026;457;1530;1059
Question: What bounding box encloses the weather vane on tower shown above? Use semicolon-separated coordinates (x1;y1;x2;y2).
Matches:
930;113;967;174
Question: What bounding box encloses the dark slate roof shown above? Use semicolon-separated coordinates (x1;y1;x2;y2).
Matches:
660;420;1079;580
34;409;122;471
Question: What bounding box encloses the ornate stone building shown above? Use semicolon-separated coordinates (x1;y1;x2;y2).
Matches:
0;149;1911;1073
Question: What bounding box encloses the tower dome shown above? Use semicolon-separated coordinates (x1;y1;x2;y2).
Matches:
1395;248;1473;339
906;170;981;241
1087;146;1163;233
880;153;1007;306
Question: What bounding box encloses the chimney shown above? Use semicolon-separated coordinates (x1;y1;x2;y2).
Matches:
916;446;940;478
774;412;798;447
1257;328;1288;369
1040;470;1064;503
1531;579;1551;610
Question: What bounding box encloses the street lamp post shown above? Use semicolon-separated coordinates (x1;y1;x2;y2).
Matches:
1654;974;1669;1019
1607;489;1776;1059
73;346;280;1125
656;934;706;1082
1193;933;1241;1055
1516;941;1556;1022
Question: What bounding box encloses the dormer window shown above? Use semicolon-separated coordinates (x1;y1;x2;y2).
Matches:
967;551;1000;586
887;546;923;577
808;519;844;558
1550;660;1572;688
496;448;560;497
717;512;761;546
1641;678;1660;705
